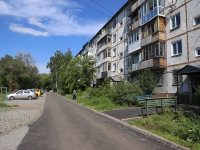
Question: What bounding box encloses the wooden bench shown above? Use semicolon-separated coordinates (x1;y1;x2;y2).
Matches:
141;98;161;116
156;97;177;113
136;94;154;102
141;97;177;116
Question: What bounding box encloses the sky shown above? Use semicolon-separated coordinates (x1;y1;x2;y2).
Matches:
0;0;127;74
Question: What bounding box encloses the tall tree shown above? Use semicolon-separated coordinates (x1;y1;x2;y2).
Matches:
61;55;96;93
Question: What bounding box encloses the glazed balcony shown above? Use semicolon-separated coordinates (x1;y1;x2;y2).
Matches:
142;6;164;25
127;66;132;73
128;19;142;33
141;32;166;47
101;71;112;78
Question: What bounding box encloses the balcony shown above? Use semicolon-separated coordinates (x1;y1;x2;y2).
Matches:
141;32;166;47
130;0;145;15
97;30;111;43
98;43;112;53
153;57;166;68
96;73;101;79
127;66;132;73
142;59;153;69
142;6;164;25
101;71;112;78
102;57;111;64
128;40;141;54
132;19;141;31
132;63;142;72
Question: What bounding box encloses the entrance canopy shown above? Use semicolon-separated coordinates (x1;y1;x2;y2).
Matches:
176;65;200;75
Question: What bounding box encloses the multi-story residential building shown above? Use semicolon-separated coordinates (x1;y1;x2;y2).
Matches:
76;0;200;104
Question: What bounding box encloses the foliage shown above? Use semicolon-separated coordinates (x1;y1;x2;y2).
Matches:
193;88;200;105
138;69;157;94
0;52;40;90
128;108;200;150
40;74;53;91
110;81;144;106
60;55;96;93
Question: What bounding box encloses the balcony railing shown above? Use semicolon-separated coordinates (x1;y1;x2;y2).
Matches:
128;66;132;73
98;43;112;53
153;57;166;68
97;30;111;43
132;63;142;72
128;40;141;54
141;32;166;47
102;57;112;64
142;6;164;25
131;57;166;72
101;71;112;78
130;0;145;15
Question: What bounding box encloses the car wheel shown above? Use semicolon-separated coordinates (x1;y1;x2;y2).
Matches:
28;96;32;100
9;96;15;100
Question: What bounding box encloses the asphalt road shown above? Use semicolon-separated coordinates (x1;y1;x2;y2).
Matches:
17;93;185;150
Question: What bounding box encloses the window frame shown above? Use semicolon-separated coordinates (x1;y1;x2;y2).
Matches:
113;48;116;57
171;13;181;30
195;47;200;57
113;19;116;29
113;63;116;72
171;40;182;56
194;14;200;26
113;34;116;43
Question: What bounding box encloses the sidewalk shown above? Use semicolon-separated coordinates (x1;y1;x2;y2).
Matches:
102;104;200;121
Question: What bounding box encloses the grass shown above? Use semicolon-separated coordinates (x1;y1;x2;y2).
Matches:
64;93;129;111
128;108;200;150
0;93;18;108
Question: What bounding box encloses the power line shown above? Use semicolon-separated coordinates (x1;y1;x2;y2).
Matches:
74;0;111;18
89;0;114;14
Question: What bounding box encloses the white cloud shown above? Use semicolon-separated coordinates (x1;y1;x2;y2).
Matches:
9;23;49;36
0;0;106;36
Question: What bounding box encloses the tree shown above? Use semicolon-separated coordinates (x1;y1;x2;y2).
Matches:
40;74;53;91
138;69;157;94
0;53;40;90
61;55;96;93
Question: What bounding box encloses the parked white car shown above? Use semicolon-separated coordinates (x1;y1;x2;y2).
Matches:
7;90;37;100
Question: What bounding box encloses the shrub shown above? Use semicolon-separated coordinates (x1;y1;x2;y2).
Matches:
110;81;143;106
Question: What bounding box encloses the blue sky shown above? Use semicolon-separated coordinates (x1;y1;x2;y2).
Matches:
0;0;127;73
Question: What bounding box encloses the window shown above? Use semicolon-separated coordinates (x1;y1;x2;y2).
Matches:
172;40;182;56
113;19;116;29
108;49;111;57
113;48;116;57
196;48;200;57
119;21;123;26
194;15;200;26
126;58;132;66
113;63;116;72
24;90;30;94
119;36;123;42
171;13;180;29
119;68;123;73
102;63;107;72
155;73;163;85
172;70;183;85
108;63;111;71
102;49;107;58
119;52;123;57
113;34;116;43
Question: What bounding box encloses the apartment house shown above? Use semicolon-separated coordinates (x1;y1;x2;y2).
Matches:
77;0;200;104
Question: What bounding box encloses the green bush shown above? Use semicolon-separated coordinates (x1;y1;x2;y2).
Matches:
110;81;143;106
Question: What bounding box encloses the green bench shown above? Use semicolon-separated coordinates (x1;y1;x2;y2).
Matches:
135;94;154;102
141;97;177;116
